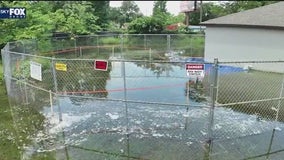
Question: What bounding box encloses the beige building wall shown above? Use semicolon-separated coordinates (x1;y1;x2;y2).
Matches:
204;27;284;72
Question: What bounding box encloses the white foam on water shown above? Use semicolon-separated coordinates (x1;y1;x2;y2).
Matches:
275;127;282;131
46;113;92;134
152;133;164;137
106;112;120;120
212;107;284;137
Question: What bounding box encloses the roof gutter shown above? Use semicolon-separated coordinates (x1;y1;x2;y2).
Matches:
201;23;284;31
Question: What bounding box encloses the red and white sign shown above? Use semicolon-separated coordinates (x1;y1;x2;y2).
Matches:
94;60;108;71
186;63;205;78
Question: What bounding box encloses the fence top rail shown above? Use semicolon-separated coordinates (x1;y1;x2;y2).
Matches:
219;60;284;64
3;51;213;64
5;51;284;64
75;33;205;38
3;34;205;45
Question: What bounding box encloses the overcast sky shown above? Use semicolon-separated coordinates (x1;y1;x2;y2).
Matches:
110;1;182;16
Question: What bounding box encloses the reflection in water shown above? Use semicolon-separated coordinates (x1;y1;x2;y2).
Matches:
134;61;174;78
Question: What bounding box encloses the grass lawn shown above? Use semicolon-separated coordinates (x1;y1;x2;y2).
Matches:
0;61;3;82
216;70;284;121
0;62;22;160
0;62;56;159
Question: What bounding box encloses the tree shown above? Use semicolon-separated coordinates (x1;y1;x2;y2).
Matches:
187;1;279;25
189;2;226;25
90;1;110;30
0;1;55;42
220;1;278;15
0;1;102;48
109;7;124;28
152;1;168;16
120;1;143;27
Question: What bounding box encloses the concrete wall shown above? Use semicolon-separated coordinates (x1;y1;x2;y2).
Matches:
204;27;284;72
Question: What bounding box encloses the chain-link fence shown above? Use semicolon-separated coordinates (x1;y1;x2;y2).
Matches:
2;35;284;160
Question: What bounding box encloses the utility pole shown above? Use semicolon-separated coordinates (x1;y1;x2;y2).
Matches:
199;0;203;31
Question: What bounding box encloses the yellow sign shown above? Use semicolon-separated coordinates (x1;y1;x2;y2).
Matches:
55;63;67;71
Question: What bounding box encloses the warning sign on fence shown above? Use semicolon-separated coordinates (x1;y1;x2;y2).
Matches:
55;63;67;71
186;63;205;78
30;61;42;81
94;60;108;71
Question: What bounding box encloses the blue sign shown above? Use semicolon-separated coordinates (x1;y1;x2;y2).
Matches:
0;8;26;19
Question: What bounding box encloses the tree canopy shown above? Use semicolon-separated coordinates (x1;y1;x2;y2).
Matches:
0;1;280;47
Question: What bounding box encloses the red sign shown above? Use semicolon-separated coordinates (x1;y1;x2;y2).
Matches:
186;64;204;70
186;63;205;78
94;60;108;71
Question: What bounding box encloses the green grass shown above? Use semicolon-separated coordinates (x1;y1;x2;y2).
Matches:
99;37;121;45
0;62;3;83
0;62;56;159
215;70;284;121
0;62;21;160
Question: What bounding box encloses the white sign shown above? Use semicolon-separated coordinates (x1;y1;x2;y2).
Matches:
30;61;42;81
186;63;205;78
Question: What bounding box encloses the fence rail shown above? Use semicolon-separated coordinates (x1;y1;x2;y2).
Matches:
2;34;284;160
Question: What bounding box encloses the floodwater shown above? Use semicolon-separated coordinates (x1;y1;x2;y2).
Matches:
10;60;284;159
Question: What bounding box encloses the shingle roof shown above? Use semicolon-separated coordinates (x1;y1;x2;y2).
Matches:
201;2;284;29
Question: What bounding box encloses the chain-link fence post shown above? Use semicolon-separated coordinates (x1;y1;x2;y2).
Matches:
120;34;124;58
51;58;62;121
74;36;77;57
167;34;171;52
190;37;193;57
275;73;284;122
1;43;11;96
96;35;99;54
207;58;219;150
122;60;130;157
149;48;152;61
19;42;29;104
144;34;147;50
49;90;54;116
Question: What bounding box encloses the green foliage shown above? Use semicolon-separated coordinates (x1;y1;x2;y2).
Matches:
0;0;279;45
53;2;100;35
13;60;30;79
128;15;167;34
0;62;3;83
128;16;152;34
37;39;53;53
0;1;101;47
111;1;143;28
153;1;168;16
99;37;121;45
166;13;185;25
90;1;110;30
12;58;50;80
120;1;143;22
189;1;279;25
31;57;51;70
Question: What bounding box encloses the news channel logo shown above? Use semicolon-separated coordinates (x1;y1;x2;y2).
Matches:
0;8;26;19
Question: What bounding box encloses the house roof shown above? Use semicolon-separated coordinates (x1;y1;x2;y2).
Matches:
201;2;284;30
